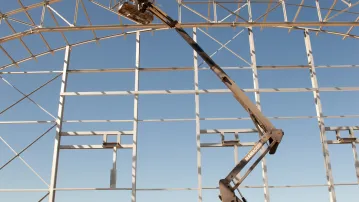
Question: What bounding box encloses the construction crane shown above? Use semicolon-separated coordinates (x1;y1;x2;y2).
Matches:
117;1;284;201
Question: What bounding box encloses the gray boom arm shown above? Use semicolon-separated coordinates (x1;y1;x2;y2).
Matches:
120;1;284;201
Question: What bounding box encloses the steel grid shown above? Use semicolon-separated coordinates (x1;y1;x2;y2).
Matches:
1;0;359;202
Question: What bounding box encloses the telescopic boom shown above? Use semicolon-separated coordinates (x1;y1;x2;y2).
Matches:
118;1;284;201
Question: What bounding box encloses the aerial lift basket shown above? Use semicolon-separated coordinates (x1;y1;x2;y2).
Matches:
118;2;154;25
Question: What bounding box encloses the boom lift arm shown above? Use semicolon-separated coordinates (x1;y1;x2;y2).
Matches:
118;1;284;201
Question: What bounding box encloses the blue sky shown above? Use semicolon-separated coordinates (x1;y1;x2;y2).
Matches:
1;0;359;201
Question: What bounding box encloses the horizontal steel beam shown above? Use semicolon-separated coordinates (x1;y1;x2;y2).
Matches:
61;131;133;136
325;126;359;131
201;142;256;147
1;22;359;44
13;22;359;31
1;182;359;192
2;65;359;74
327;140;359;144
2;115;359;125
61;87;359;96
60;144;133;149
200;129;258;134
0;71;63;74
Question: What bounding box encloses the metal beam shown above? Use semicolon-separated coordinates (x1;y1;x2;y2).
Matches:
326;140;359;144
325;126;359;131
1;114;359;125
110;147;117;188
281;0;288;22
131;31;140;202
2;22;359;44
1;182;359;192
60;144;133;149
60;87;359;96
200;129;258;134
60;131;133;136
2;64;359;74
201;143;256;147
193;27;202;202
247;3;270;198
49;46;71;202
348;128;359;184
304;29;336;202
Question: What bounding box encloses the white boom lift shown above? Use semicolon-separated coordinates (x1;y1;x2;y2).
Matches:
117;1;284;201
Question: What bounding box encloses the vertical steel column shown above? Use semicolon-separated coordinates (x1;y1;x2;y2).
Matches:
131;31;140;202
304;29;336;202
281;0;288;22
178;0;182;23
315;0;323;22
247;1;270;201
234;132;239;166
193;27;202;202
110;147;117;188
247;0;259;108
49;46;71;202
212;0;217;22
234;132;240;183
247;0;252;22
348;128;359;183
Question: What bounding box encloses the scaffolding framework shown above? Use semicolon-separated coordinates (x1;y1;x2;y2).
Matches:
1;1;359;202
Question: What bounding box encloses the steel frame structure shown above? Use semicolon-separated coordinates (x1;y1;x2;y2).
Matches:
1;0;359;202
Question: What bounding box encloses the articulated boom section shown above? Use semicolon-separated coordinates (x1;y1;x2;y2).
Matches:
117;1;284;201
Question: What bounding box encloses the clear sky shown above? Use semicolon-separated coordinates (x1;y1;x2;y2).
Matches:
1;0;359;202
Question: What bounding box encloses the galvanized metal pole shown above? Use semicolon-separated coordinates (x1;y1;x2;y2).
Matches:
246;2;270;199
49;45;71;202
193;27;202;202
304;29;337;202
247;20;271;202
247;0;252;22
178;0;182;23
315;0;323;22
131;31;140;202
213;0;217;22
281;0;288;22
348;128;359;184
110;146;117;188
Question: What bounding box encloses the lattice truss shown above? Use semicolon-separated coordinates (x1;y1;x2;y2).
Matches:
0;0;359;202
